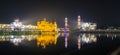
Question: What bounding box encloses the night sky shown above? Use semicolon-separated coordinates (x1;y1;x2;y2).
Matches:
0;0;119;28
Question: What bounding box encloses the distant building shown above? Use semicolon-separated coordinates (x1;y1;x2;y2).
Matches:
10;19;24;31
0;24;10;30
37;18;58;32
81;23;97;31
0;19;37;31
23;24;37;31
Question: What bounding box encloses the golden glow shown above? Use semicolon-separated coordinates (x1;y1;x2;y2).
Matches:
36;34;58;48
37;18;58;32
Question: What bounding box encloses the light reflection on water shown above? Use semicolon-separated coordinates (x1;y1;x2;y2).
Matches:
0;35;38;46
0;33;119;49
60;33;97;50
36;34;58;48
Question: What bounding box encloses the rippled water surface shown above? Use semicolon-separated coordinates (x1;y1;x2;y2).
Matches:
0;33;120;55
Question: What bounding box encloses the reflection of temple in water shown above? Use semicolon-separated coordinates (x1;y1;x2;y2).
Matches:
37;34;58;48
0;34;59;47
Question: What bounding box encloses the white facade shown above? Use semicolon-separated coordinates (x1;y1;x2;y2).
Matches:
0;19;37;31
81;23;97;31
10;19;24;31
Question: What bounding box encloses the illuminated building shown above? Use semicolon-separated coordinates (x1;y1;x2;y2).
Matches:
23;24;37;31
81;23;97;31
0;24;10;30
0;19;37;31
10;19;24;31
76;15;97;31
89;23;97;30
37;18;58;32
36;34;58;48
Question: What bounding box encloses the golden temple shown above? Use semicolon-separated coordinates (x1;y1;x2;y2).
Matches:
37;18;58;32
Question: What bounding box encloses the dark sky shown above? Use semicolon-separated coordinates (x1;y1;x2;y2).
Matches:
0;0;119;28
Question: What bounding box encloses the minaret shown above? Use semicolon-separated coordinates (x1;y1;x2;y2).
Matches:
65;17;68;29
78;16;81;29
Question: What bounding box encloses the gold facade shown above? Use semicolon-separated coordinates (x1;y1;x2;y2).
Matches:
37;34;58;48
37;18;58;32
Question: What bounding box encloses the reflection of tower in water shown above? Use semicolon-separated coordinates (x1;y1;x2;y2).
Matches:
78;35;81;50
36;34;58;48
64;32;69;48
65;36;68;48
60;31;69;49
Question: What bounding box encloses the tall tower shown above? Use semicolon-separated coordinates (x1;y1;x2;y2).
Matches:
65;17;68;29
78;16;81;29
